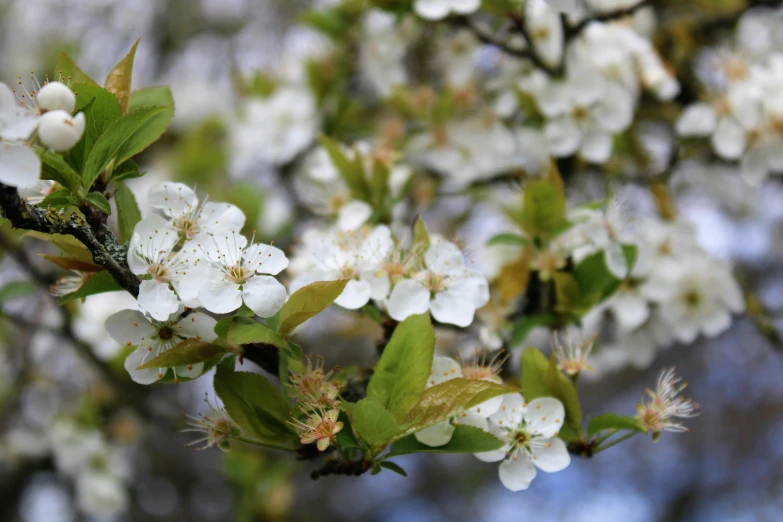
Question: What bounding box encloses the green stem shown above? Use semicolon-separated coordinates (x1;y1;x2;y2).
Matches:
593;428;618;446
234;437;297;452
594;431;638;454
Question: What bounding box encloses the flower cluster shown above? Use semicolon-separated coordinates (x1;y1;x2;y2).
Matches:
676;9;783;185
0;76;85;187
290;225;490;327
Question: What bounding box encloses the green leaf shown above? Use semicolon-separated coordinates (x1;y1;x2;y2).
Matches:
278;279;349;337
109;159;142;183
57;270;124;305
83;106;167;188
335;411;359;448
401;379;517;436
352;397;402;449
510;314;554;347
114;182;141;243
39;189;78;209
55;52;99;86
121;86;175;176
367;314;435;421
520;347;551;401
552;272;580;313
518;179;567;240
104;39;140;114
36;147;81;192
24;231;94;262
370;159;390;213
379;461;407;477
299;8;354;40
0;280;37;304
214;316;233;342
487;233;530;247
411;216;431;256
573;251;623;309
544;353;582;439
318;135;370;201
39;254;100;272
587;414;643;436
387;425;505;457
84;192;111;214
227;317;288;350
138;339;227;369
213;364;295;443
68;83;122;169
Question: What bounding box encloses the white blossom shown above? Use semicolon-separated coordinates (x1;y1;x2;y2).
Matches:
386;241;489;327
413;0;480;21
475;394;571;491
231;86;318;168
148;182;246;241
105;307;218;384
192;231;289;317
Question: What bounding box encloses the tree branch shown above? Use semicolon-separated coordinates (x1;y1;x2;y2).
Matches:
0;182;140;297
566;0;654;40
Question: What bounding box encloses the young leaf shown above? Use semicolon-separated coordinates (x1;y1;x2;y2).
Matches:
227;317;289;349
138;339;227;369
278;279;349;337
24;231;94;262
378;461;408;477
114;182;142;244
104;39;140;113
544;353;583;439
352;397;403;448
39;254;101;273
573;251;623;308
55;52;99;87
109;159;142;183
85;192;111;214
36;147;81;192
401;379;516;436
487;233;530;247
367;314;435;421
587;414;643;436
411;216;431;255
68;83;122;168
83;105;167;188
387;425;505;457
518;179;567;239
213;364;295;443
520;347;551;401
121;86;175;177
57;270;123;305
0;280;37;304
318;135;370;201
39;189;78;209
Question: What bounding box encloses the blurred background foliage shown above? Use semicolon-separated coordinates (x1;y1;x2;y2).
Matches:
0;0;783;521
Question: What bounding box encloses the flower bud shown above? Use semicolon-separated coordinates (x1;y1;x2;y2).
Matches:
38;110;85;151
36;81;76;113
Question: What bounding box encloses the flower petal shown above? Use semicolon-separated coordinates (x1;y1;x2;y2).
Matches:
245;243;289;276
524;397;565;438
148;182;198;217
0;143;41;188
499;456;538;491
105;309;154;346
242;275;287;318
428;356;463;387
386;279;430;321
124;347;163;385
337;200;373;230
414;420;456;447
531;436;570;472
199;280;243;314
138;280;180;321
334;279;372;309
173;312;218;343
